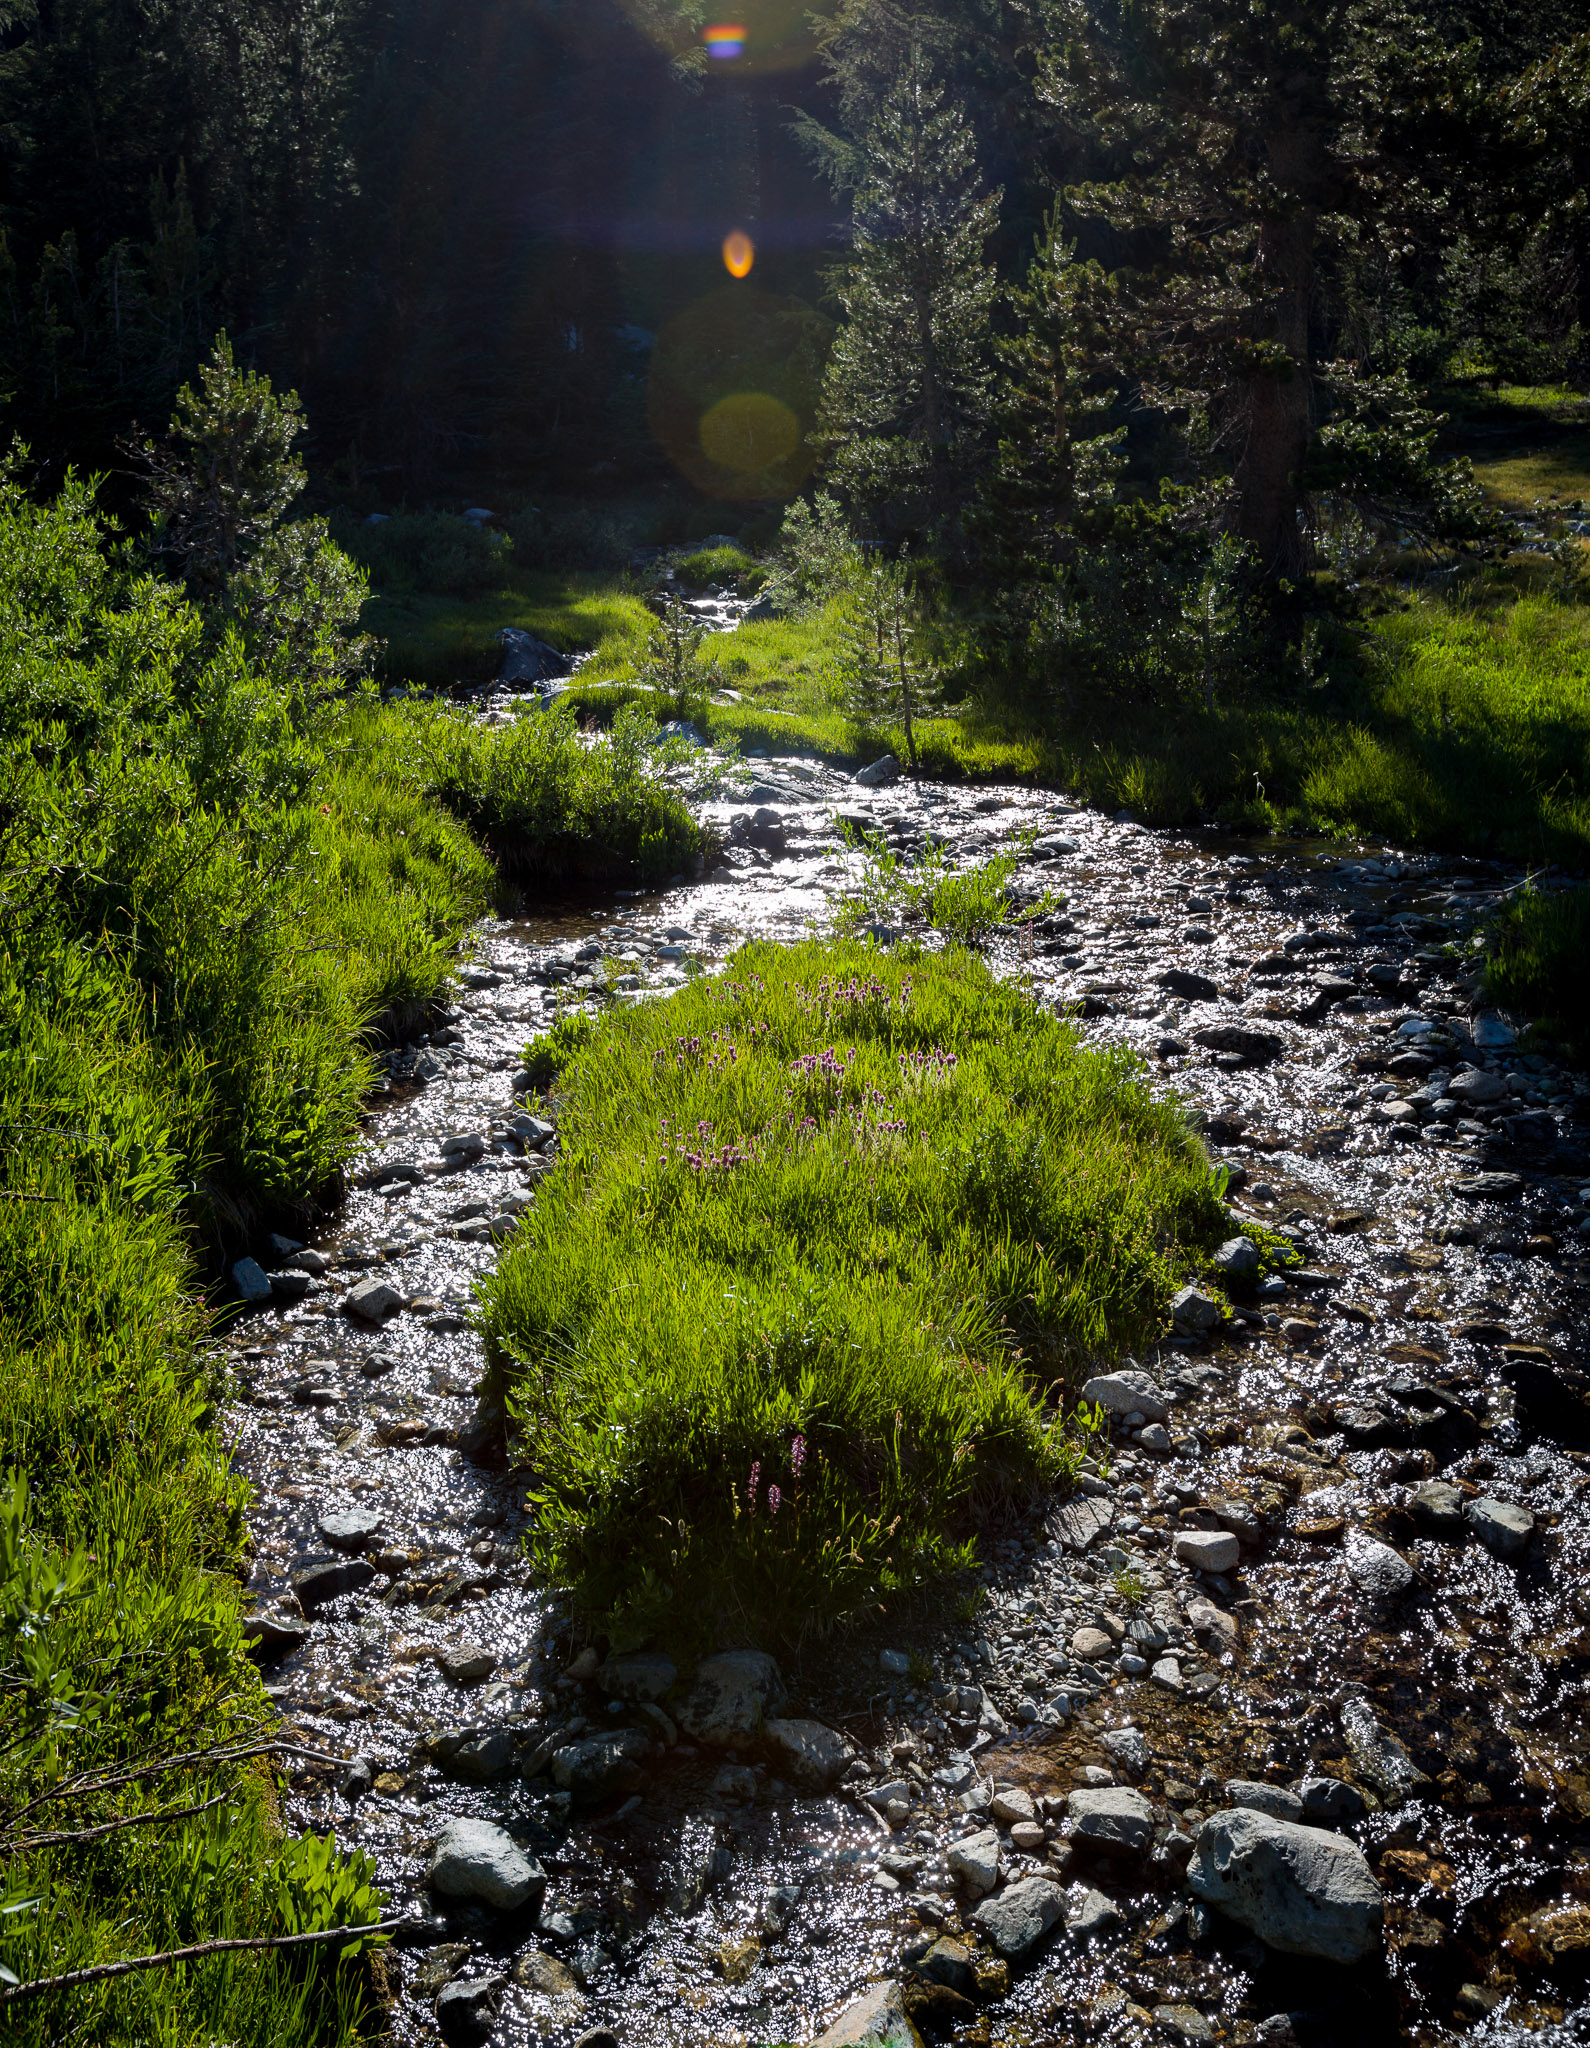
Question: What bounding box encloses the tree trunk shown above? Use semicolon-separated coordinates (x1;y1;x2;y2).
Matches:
1234;131;1321;582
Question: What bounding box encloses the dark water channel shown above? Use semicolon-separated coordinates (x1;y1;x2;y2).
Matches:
223;741;1590;2048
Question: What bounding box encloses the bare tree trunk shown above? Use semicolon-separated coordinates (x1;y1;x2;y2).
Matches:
1234;131;1321;582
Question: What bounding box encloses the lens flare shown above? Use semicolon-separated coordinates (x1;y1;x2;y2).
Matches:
647;285;831;499
722;231;754;279
703;22;746;57
699;391;801;475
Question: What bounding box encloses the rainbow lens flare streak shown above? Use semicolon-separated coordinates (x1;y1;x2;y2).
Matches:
703;23;745;57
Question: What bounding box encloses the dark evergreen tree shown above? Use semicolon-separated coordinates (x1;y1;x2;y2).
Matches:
812;45;1000;534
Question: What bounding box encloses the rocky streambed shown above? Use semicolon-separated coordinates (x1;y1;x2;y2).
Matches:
223;746;1590;2048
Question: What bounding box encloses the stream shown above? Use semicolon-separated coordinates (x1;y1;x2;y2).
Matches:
224;699;1590;2048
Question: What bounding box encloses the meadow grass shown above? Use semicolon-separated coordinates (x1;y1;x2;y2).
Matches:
0;479;709;2031
479;940;1226;1649
1483;884;1590;1061
368;570;655;690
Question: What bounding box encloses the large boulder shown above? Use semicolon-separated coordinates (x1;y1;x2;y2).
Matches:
763;1717;856;1790
815;1979;923;2048
969;1876;1067;1960
1186;1808;1384;1964
429;1819;546;1913
677;1651;785;1745
1066;1787;1155;1858
1080;1368;1168;1423
497;627;571;685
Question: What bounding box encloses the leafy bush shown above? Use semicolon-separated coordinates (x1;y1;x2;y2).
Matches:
506;502;636;570
395;696;707;885
480;940;1225;1647
331;508;513;597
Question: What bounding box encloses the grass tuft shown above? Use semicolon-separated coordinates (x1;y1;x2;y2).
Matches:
480;939;1225;1649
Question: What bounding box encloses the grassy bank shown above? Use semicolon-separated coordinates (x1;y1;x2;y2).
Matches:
0;477;706;2029
479;940;1226;1650
1482;885;1590;1062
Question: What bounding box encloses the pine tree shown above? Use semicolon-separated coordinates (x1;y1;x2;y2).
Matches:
1036;0;1503;579
833;554;939;768
142;332;307;599
813;46;1000;535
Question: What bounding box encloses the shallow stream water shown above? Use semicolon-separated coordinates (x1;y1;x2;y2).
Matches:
224;720;1590;2048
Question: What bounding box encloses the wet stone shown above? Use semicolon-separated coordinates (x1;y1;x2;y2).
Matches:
763;1716;856;1790
1468;1495;1534;1559
291;1557;376;1612
815;1978;922;2048
1344;1530;1415;1600
344;1277;404;1323
429;1818;546;1912
1067;1786;1155;1858
1170;1287;1221;1337
1067;1888;1122;1939
600;1650;677;1701
550;1729;651;1802
970;1875;1067;1960
1187;1808;1384;1964
436;1976;502;2046
317;1505;383;1552
1409;1479;1467;1533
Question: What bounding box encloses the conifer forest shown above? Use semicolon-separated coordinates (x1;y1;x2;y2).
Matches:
3;3;1590;2045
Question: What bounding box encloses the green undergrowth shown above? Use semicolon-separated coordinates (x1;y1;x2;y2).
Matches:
479;940;1225;1649
0;478;671;2032
1483;885;1590;1063
388;697;707;886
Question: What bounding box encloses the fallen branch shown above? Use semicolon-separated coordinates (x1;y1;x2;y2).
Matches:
0;1912;414;2003
2;1738;341;1833
10;1792;230;1852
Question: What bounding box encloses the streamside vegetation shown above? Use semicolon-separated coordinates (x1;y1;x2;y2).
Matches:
480;940;1229;1648
0;354;705;2028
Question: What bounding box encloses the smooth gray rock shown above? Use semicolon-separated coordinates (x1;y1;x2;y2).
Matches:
853;755;902;789
440;1643;499;1685
946;1827;1001;1897
436;1975;502;2046
763;1717;856;1790
1067;1786;1156;1858
1210;1236;1261;1279
291;1557;376;1612
317;1506;383;1553
1344;1530;1414;1599
1468;1496;1534;1560
600;1650;677;1701
814;1978;923;2048
1170;1287;1222;1337
1409;1480;1467;1534
1187;1807;1384;1963
677;1650;785;1745
550;1729;651;1801
232;1256;273;1303
344;1277;404;1323
429;1819;546;1912
1225;1780;1304;1824
1080;1369;1168;1423
1447;1066;1506;1105
970;1875;1067;1959
428;1726;514;1782
1174;1529;1240;1574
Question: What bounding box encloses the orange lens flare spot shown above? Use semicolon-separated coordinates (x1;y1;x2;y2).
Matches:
722;231;755;279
